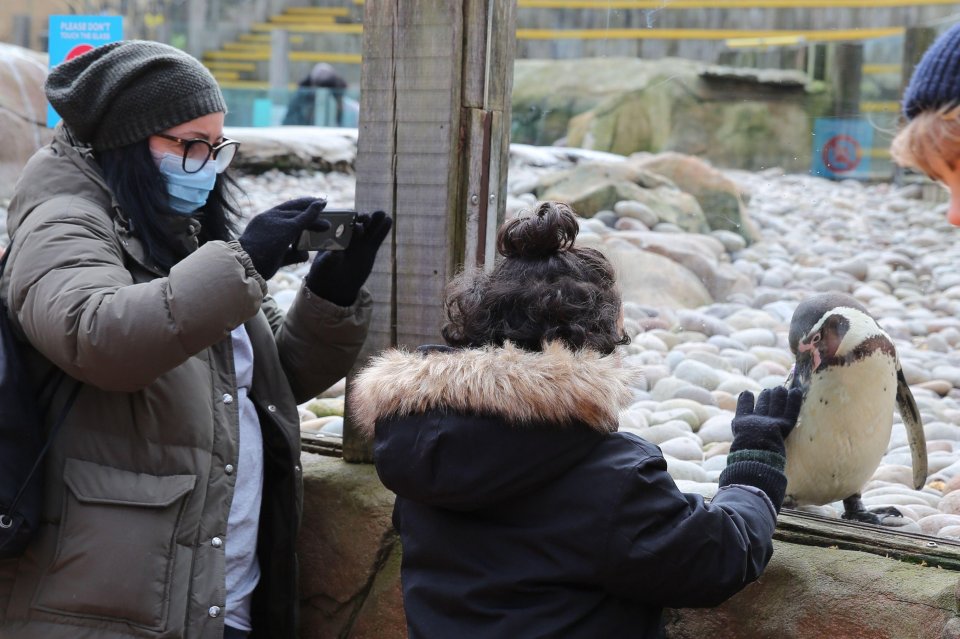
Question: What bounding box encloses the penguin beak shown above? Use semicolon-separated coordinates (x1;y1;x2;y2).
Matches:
791;352;814;391
785;364;798;389
798;340;822;372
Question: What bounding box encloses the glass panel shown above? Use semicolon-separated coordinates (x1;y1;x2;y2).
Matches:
220;87;359;127
505;3;960;533
135;1;362;129
17;0;960;536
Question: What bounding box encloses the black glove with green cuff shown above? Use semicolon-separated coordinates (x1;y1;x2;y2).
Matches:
718;386;803;512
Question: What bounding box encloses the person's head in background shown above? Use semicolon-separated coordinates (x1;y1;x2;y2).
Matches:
440;200;629;354
309;62;347;90
891;22;960;226
45;40;240;269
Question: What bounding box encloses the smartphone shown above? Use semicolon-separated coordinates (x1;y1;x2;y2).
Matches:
297;210;357;251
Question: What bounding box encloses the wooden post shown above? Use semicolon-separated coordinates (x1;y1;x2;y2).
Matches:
210;0;223;55
12;15;30;48
341;0;517;463
269;28;290;102
891;26;931;187
186;0;208;59
808;43;828;82
461;0;516;270
901;26;937;100
828;42;863;117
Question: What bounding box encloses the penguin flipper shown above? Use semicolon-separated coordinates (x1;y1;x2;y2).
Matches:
896;366;928;490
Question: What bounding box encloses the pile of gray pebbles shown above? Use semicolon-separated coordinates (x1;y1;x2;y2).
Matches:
4;154;957;536
244;164;960;537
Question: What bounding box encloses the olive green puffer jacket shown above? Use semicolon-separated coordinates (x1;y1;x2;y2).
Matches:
0;127;371;639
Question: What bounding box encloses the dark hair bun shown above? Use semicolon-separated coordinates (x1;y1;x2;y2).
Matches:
497;201;580;259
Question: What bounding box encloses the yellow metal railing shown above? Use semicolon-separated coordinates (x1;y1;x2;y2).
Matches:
518;26;904;41
203;61;258;71
241;23;905;43
862;63;903;75
283;6;351;16
861;101;902;113
516;0;960;8
204;50;362;63
267;14;336;24
250;22;363;33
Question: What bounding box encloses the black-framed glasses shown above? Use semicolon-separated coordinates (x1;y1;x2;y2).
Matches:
153;132;240;174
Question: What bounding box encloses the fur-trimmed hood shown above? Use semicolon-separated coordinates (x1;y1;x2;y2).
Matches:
352;341;640;436
352;342;642;510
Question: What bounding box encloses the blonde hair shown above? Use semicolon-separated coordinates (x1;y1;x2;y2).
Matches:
890;104;960;177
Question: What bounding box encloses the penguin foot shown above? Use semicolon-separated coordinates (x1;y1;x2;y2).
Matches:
841;506;905;525
841;495;905;526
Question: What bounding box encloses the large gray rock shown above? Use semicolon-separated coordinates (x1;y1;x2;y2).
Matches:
297;462;960;639
535;161;709;232
0;43;52;200
665;539;960;639
631;152;760;242
615;230;754;302
513;58;818;172
299;454;405;639
225;126;358;173
600;238;713;310
510;57;700;147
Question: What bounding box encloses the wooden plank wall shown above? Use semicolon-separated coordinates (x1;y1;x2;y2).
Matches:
461;0;516;269
342;0;515;462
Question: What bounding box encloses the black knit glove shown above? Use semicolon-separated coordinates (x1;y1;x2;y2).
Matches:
237;197;331;281
718;386;803;512
306;210;392;306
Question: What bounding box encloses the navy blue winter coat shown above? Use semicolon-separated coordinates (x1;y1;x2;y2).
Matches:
352;342;782;639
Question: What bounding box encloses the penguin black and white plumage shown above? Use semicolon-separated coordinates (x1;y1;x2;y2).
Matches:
784;292;928;524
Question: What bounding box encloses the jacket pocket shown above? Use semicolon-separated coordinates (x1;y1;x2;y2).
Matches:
33;458;196;631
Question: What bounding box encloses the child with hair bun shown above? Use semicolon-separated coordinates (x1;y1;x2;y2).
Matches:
351;201;802;638
891;22;960;224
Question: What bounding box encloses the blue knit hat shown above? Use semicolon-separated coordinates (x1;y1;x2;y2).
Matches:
902;22;960;120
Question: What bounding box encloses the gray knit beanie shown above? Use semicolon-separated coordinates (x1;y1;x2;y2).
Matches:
45;40;226;151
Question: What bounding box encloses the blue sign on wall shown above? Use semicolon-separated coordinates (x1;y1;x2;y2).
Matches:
47;15;124;128
811;117;875;180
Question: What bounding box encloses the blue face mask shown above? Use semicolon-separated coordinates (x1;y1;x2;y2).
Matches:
155;153;217;215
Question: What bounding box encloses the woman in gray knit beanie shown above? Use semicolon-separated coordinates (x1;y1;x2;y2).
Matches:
1;40;389;639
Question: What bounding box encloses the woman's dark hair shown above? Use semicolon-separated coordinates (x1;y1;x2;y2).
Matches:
442;201;629;354
96;139;241;271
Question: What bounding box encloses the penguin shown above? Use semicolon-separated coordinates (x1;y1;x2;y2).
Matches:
783;292;928;524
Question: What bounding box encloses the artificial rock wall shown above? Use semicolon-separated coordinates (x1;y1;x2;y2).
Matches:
300;455;960;639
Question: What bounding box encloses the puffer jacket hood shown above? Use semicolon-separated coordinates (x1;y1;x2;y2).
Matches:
8;125;117;237
8;125;203;272
352;341;641;510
